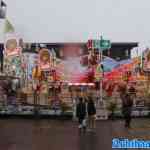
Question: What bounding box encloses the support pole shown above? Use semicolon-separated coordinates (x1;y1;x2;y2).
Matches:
100;50;103;103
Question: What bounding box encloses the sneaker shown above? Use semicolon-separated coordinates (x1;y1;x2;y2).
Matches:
78;125;82;129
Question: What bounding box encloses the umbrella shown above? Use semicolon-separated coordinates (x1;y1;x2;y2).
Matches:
101;57;119;72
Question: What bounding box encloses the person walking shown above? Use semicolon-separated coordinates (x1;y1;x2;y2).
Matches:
128;85;136;106
87;96;96;130
121;93;133;128
76;97;86;132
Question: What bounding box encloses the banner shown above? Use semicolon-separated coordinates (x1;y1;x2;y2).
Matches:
22;53;38;80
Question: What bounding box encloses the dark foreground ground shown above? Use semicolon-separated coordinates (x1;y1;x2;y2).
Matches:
0;118;150;150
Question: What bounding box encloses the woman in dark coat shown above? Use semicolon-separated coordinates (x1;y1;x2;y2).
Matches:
121;93;133;128
76;97;86;130
87;96;96;130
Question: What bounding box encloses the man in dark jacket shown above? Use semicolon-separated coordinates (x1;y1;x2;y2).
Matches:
122;93;133;128
87;96;96;130
76;97;86;131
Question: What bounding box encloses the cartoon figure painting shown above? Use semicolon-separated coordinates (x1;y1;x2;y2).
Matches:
144;50;150;71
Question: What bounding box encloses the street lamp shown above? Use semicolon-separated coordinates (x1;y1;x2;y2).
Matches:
0;0;6;19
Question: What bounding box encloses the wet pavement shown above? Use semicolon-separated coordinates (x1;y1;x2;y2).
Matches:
0;118;149;150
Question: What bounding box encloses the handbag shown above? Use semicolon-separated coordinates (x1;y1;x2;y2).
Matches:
82;119;87;127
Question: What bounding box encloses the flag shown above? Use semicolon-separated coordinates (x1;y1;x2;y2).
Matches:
4;19;15;34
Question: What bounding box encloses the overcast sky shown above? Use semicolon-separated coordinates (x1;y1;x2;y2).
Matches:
0;0;150;46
